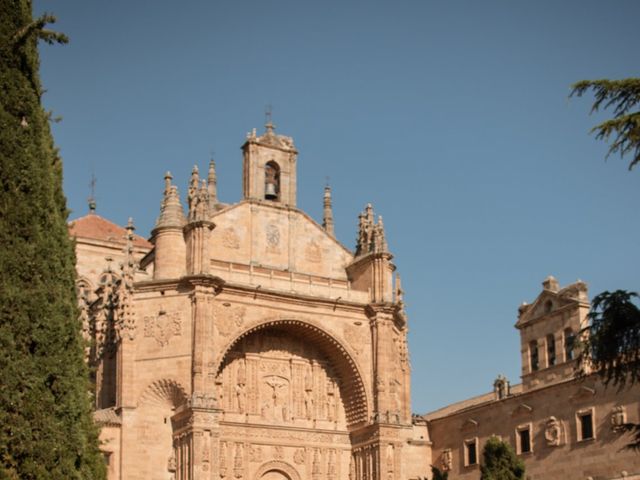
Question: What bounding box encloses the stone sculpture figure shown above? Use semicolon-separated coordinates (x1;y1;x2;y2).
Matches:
544;416;562;446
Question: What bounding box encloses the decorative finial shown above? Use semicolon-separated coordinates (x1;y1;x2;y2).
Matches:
164;171;173;194
265;104;275;134
207;155;218;207
323;183;335;236
88;173;97;214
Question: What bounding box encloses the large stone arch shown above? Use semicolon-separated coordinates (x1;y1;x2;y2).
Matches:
214;318;370;427
254;460;301;480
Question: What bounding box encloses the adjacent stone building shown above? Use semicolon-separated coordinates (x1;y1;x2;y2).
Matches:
423;277;640;480
71;123;639;479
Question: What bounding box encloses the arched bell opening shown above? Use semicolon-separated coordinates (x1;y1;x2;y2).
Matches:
215;319;369;429
264;161;280;201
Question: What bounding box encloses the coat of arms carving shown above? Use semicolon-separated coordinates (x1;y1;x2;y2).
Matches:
144;310;182;346
214;304;246;337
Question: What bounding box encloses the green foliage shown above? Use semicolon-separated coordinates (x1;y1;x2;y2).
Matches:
578;290;640;450
480;436;525;480
0;1;105;478
570;78;640;170
431;465;449;480
580;290;640;388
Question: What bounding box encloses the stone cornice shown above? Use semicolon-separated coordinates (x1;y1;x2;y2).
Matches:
347;251;395;271
219;281;367;314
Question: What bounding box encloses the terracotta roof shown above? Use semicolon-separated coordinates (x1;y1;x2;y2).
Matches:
93;407;121;426
422;383;524;421
68;213;152;249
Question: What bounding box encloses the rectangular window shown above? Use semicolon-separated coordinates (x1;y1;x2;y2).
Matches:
517;427;531;454
547;334;556;366
579;411;594;440
465;439;477;466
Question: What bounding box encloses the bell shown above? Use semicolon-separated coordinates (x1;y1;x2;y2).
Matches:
265;182;278;200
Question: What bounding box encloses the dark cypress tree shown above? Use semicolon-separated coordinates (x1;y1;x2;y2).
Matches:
0;1;105;478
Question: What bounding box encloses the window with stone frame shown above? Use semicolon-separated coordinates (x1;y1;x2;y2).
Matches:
464;438;478;466
516;423;532;454
576;408;595;441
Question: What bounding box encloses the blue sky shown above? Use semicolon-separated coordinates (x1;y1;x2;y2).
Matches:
36;0;639;413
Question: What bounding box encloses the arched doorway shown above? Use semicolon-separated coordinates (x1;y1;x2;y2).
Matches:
214;319;367;479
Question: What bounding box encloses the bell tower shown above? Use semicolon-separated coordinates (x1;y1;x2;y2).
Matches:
241;119;298;207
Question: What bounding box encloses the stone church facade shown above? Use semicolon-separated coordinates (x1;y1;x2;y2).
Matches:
70;123;639;479
73;123;429;480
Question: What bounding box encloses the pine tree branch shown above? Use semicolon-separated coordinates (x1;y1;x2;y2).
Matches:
10;13;68;48
570;78;640;170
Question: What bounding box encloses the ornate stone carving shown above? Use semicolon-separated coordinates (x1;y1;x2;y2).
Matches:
544;416;563;446
188;392;217;409
293;448;306;465
143;310;182;346
312;448;321;480
386;444;394;477
349;454;355;480
344;324;367;356
355;204;387;255
611;405;627;431
305;240;322;263
493;374;510;400
215;304;246;337
266;223;280;253
249;444;263;463
327;448;337;479
219;441;228;478
441;448;452;471
273;445;284;460
233;442;243;478
222;227;241;249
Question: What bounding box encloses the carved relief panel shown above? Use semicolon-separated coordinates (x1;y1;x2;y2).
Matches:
218;330;347;429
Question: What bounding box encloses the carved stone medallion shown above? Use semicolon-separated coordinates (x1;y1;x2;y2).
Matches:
215;304;246;337
143;311;181;346
611;405;627;431
305;240;322;263
266;224;280;253
221;227;240;249
544;416;563;446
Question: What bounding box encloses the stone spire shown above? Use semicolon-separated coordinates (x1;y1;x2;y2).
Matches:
373;215;388;253
207;157;218;209
322;184;335;236
115;217;136;341
155;172;186;229
190;179;210;222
